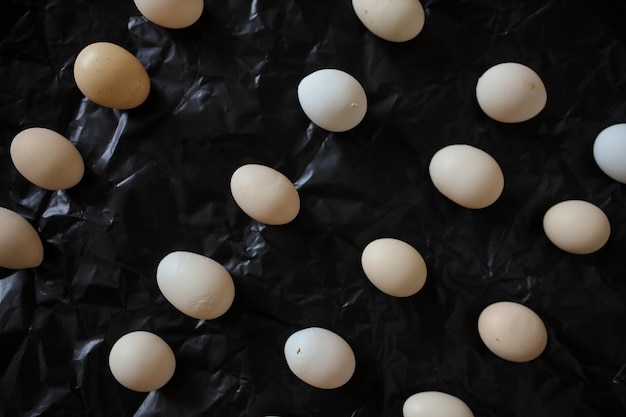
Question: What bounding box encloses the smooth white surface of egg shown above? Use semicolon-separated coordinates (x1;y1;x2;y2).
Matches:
403;391;475;417
593;123;626;183
352;0;425;42
134;0;204;29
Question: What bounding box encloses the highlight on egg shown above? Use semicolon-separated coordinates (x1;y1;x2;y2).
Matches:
0;207;44;269
593;123;626;184
352;0;425;42
403;391;475;417
134;0;204;29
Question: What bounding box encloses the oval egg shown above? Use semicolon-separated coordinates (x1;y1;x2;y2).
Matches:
134;0;204;29
157;251;235;320
361;238;427;297
297;69;367;132
109;331;176;392
429;144;504;209
403;391;475;417
11;127;84;190
593;123;626;183
230;164;300;225
284;327;356;389
74;42;150;109
352;0;425;42
0;207;44;269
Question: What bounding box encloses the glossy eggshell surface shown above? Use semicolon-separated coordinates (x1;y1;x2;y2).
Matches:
134;0;204;29
0;207;44;269
352;0;425;42
403;391;475;417
593;123;626;184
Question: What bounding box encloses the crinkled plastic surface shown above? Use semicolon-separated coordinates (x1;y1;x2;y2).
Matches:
1;0;626;416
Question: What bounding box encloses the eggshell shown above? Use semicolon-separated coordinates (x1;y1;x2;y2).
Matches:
134;0;204;29
361;238;427;297
352;0;425;42
109;331;176;392
157;251;235;320
403;391;475;417
0;207;44;269
593;123;626;183
10;127;84;190
297;69;367;132
230;164;300;225
429;144;504;209
73;42;150;109
284;327;356;389
478;301;547;362
543;200;610;254
476;62;547;123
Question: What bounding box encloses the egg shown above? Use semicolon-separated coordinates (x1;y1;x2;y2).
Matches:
0;207;44;269
109;331;176;392
134;0;204;29
156;251;235;320
352;0;425;42
403;391;475;417
297;69;367;132
73;42;150;109
361;238;427;297
230;164;300;225
284;327;356;389
476;62;547;123
478;301;548;362
543;200;610;254
10;127;84;190
593;123;626;183
429;144;504;209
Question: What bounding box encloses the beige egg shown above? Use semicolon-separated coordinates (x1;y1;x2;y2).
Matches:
543;200;610;254
230;164;300;225
156;251;235;320
10;128;84;190
109;331;176;392
134;0;204;29
361;238;427;297
403;391;475;417
478;301;547;362
476;62;547;123
0;207;44;269
352;0;425;42
429;144;504;209
73;42;150;109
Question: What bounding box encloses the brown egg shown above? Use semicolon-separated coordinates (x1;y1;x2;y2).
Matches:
73;42;150;109
0;207;44;269
11;127;85;190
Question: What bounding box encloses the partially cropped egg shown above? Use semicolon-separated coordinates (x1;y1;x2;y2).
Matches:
593;123;626;183
0;207;44;269
403;391;475;417
352;0;425;42
134;0;204;29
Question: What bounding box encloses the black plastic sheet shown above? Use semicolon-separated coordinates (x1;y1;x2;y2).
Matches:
1;0;626;416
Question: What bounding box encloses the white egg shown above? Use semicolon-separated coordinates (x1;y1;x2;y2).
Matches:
297;69;367;132
352;0;425;42
134;0;204;29
593;123;626;183
157;251;235;320
429;144;504;209
403;391;475;417
284;327;356;389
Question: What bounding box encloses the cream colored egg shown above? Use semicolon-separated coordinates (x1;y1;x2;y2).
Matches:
74;42;150;109
10;128;84;190
284;327;356;389
429;144;504;209
297;69;367;132
543;200;610;254
157;251;235;320
109;331;176;392
134;0;204;29
403;391;475;417
230;164;300;225
0;207;44;269
478;301;547;362
476;62;547;123
352;0;425;42
361;238;427;297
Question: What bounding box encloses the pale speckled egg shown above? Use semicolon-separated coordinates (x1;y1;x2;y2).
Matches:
73;42;150;109
108;331;176;392
429;144;504;209
134;0;204;29
403;391;475;417
361;238;427;297
11;127;84;190
230;164;300;225
284;327;356;389
0;207;44;269
543;200;610;254
297;69;367;132
157;251;235;320
352;0;425;42
593;123;626;183
476;62;547;123
478;301;548;362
